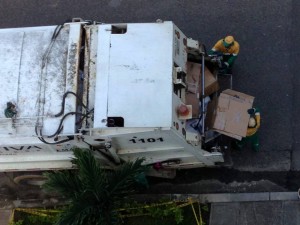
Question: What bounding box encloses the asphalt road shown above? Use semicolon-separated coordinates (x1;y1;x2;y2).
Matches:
0;0;299;182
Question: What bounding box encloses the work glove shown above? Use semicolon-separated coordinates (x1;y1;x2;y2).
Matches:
207;49;216;55
208;50;223;57
247;108;256;115
220;61;229;69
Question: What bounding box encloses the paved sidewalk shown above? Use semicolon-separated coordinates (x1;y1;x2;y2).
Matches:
135;192;300;225
198;192;300;225
0;210;11;225
210;201;300;225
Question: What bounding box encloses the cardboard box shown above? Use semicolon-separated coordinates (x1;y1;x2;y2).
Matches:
185;94;200;118
211;89;255;140
186;62;219;96
185;62;219;117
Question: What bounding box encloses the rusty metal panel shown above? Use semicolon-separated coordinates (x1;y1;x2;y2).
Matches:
83;25;98;129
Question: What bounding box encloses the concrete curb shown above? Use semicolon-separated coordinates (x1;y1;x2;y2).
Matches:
0;192;299;209
134;192;300;203
0;198;67;209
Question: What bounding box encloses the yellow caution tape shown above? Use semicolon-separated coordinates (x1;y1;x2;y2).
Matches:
14;208;61;217
117;199;200;219
12;198;206;224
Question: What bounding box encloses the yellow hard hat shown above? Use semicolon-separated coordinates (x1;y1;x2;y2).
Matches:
224;36;235;45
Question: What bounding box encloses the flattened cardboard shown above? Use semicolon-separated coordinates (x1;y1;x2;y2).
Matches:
212;89;255;140
186;62;219;117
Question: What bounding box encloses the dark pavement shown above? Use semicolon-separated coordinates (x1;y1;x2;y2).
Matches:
0;0;300;189
210;201;300;225
1;4;300;225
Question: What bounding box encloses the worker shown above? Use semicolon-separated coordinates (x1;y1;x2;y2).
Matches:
209;35;240;73
235;108;261;151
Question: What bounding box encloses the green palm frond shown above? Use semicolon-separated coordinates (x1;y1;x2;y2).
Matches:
43;148;149;225
107;158;148;198
56;195;118;225
43;170;82;198
72;148;109;200
55;203;94;225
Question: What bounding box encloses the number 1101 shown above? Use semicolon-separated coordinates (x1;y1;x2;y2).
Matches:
129;137;164;144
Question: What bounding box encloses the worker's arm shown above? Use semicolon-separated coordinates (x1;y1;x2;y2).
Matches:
226;41;240;66
208;39;224;55
224;41;240;67
226;55;237;67
210;39;223;53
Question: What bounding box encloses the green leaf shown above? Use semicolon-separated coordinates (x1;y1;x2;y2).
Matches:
43;170;82;199
43;148;149;225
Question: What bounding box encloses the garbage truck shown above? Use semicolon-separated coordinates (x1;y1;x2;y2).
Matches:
0;19;225;179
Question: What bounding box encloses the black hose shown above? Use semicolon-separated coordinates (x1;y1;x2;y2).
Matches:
55;91;87;117
46;125;64;138
48;112;86;138
41;24;63;68
35;125;71;145
51;24;63;40
76;108;94;125
35;111;86;144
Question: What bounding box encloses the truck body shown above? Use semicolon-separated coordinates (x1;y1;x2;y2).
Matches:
0;20;223;178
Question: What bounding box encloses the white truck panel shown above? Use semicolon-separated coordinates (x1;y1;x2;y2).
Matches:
0;143;74;171
94;22;174;128
93;24;111;128
95;128;221;168
0;20;224;176
0;24;82;138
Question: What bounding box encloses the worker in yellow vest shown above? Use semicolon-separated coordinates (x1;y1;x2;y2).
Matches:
209;35;240;73
236;108;261;151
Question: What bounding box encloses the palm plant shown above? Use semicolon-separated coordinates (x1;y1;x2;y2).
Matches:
43;147;148;225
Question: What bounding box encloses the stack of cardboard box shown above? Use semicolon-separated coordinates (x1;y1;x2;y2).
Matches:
185;62;219;117
185;62;255;140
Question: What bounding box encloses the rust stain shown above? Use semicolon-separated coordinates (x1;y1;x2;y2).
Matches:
175;30;180;39
183;38;187;46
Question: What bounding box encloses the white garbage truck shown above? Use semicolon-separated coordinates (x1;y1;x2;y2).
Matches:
0;19;224;179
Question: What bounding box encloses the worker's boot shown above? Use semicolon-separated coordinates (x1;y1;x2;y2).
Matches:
232;140;243;150
251;133;259;152
253;143;259;152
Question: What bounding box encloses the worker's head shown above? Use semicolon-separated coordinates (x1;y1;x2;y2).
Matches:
248;117;257;128
223;36;235;48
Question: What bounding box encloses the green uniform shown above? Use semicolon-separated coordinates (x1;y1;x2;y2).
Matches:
236;109;260;151
211;39;240;67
